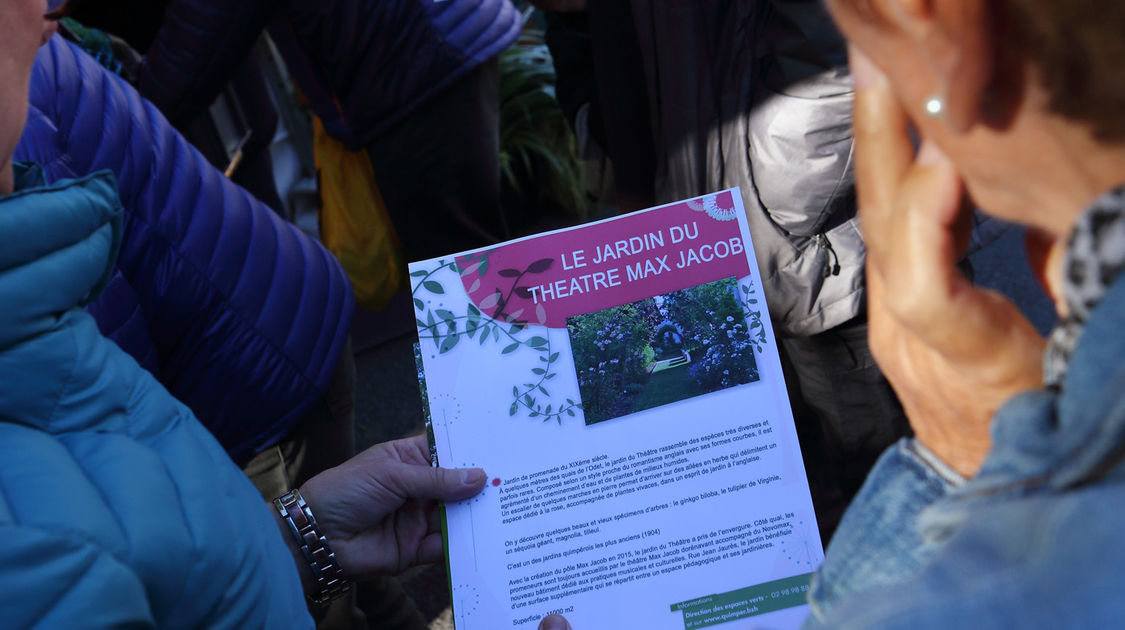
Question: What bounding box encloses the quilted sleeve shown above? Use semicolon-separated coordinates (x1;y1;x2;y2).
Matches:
138;0;276;127
32;38;355;461
429;0;522;65
0;526;155;629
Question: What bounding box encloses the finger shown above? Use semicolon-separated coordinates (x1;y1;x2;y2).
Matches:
427;504;444;535
864;258;912;383
416;532;446;566
950;201;976;262
383;434;433;466
1025;227;1068;314
347;435;427;468
539;614;573;630
850;45;914;265
893;141;964;281
887;141;971;339
864;259;889;358
383;462;487;503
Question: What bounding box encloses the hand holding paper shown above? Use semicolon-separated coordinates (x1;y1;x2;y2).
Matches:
300;435;487;579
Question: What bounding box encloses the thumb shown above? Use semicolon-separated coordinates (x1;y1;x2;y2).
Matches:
384;463;487;503
539;614;573;630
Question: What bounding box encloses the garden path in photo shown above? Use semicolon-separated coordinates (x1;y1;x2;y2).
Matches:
630;364;707;415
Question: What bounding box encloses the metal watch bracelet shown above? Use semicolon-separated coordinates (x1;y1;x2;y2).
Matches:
273;489;352;606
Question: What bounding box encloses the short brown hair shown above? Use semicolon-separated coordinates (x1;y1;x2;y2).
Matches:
1006;0;1125;141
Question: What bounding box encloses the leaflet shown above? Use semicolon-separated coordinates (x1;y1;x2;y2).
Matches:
411;189;823;629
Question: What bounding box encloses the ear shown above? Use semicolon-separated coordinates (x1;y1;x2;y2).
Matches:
930;0;992;132
869;0;993;132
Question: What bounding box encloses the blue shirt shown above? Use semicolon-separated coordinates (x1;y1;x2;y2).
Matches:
804;186;1125;629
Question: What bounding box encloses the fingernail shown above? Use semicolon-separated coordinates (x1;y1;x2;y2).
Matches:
539;614;571;630
848;45;884;89
460;468;486;487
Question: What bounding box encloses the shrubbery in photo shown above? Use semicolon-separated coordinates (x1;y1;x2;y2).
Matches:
568;277;761;425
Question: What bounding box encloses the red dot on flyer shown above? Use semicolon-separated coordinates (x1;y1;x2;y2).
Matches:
491;478;501;487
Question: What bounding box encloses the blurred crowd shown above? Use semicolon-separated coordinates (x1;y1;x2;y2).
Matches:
1;0;1124;629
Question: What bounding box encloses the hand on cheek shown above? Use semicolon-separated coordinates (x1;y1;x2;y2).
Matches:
851;46;1046;478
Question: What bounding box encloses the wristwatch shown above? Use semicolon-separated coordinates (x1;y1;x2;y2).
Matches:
273;489;352;606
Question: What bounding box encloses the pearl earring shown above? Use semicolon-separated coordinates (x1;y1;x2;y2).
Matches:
924;95;945;118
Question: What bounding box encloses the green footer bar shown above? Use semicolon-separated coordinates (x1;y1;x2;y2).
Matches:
670;573;812;629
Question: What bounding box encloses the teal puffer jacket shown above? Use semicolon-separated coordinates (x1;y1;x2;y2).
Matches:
0;164;311;628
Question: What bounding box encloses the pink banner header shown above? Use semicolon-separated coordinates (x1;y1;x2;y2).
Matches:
457;191;750;328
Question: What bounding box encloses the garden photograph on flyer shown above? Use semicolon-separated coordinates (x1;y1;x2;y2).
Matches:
411;189;823;629
567;277;763;426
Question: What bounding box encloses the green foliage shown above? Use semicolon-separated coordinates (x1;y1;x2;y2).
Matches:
641;344;656;370
661;278;761;391
413;343;439;465
568;298;661;424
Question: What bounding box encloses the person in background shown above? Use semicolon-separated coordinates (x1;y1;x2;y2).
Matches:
0;4;488;628
134;0;521;262
538;1;657;215
534;0;909;542
542;0;1125;627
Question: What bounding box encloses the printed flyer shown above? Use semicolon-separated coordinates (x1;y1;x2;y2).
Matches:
411;189;824;629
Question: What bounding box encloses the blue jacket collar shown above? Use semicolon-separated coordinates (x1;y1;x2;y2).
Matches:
0;163;122;349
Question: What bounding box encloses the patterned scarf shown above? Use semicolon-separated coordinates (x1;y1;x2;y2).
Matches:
1044;184;1125;387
